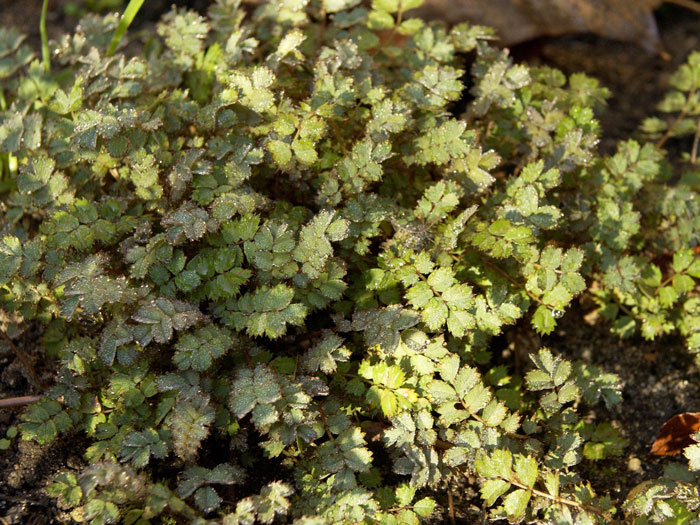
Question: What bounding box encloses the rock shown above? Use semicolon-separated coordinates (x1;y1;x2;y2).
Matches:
627;456;642;472
410;0;663;52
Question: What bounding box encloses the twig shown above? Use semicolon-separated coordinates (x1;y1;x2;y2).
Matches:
691;118;700;164
317;404;335;442
0;330;46;390
242;347;253;368
507;477;617;523
447;487;456;525
476;255;545;307
382;2;404;49
0;395;41;409
666;0;700;14
656;106;690;150
658;46;672;62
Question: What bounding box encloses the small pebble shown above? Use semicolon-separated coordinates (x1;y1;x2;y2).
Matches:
627;457;642;473
581;347;592;361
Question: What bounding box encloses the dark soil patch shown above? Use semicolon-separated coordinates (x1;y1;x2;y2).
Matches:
0;435;86;524
0;1;699;524
545;307;700;498
0;327;86;524
424;305;700;524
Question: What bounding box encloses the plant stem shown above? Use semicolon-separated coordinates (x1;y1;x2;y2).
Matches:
107;0;146;57
447;487;456;525
478;255;545;307
40;0;50;73
382;3;404;49
614;300;635;319
691;118;700;164
506;477;616;522
0;86;6;182
242;347;253;368
317;404;335;441
0;395;41;409
656;99;693;150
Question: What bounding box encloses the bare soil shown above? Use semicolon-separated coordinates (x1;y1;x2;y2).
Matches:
0;2;699;524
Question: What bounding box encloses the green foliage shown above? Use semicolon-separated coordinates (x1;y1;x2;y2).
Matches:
642;51;700;155
0;425;18;450
40;0;50;73
0;0;698;522
106;0;145;57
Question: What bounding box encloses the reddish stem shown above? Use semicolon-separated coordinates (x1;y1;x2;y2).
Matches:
0;395;41;409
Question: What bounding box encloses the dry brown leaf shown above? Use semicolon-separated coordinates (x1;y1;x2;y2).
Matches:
650;412;700;456
412;0;664;52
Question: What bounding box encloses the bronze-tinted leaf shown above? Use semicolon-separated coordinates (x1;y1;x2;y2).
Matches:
650;412;700;456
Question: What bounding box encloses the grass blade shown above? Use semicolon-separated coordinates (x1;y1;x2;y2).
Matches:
40;0;50;73
107;0;145;57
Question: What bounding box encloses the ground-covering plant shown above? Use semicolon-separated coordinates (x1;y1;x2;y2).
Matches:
0;0;699;522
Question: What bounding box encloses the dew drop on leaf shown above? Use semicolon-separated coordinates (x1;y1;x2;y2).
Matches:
551;309;564;319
